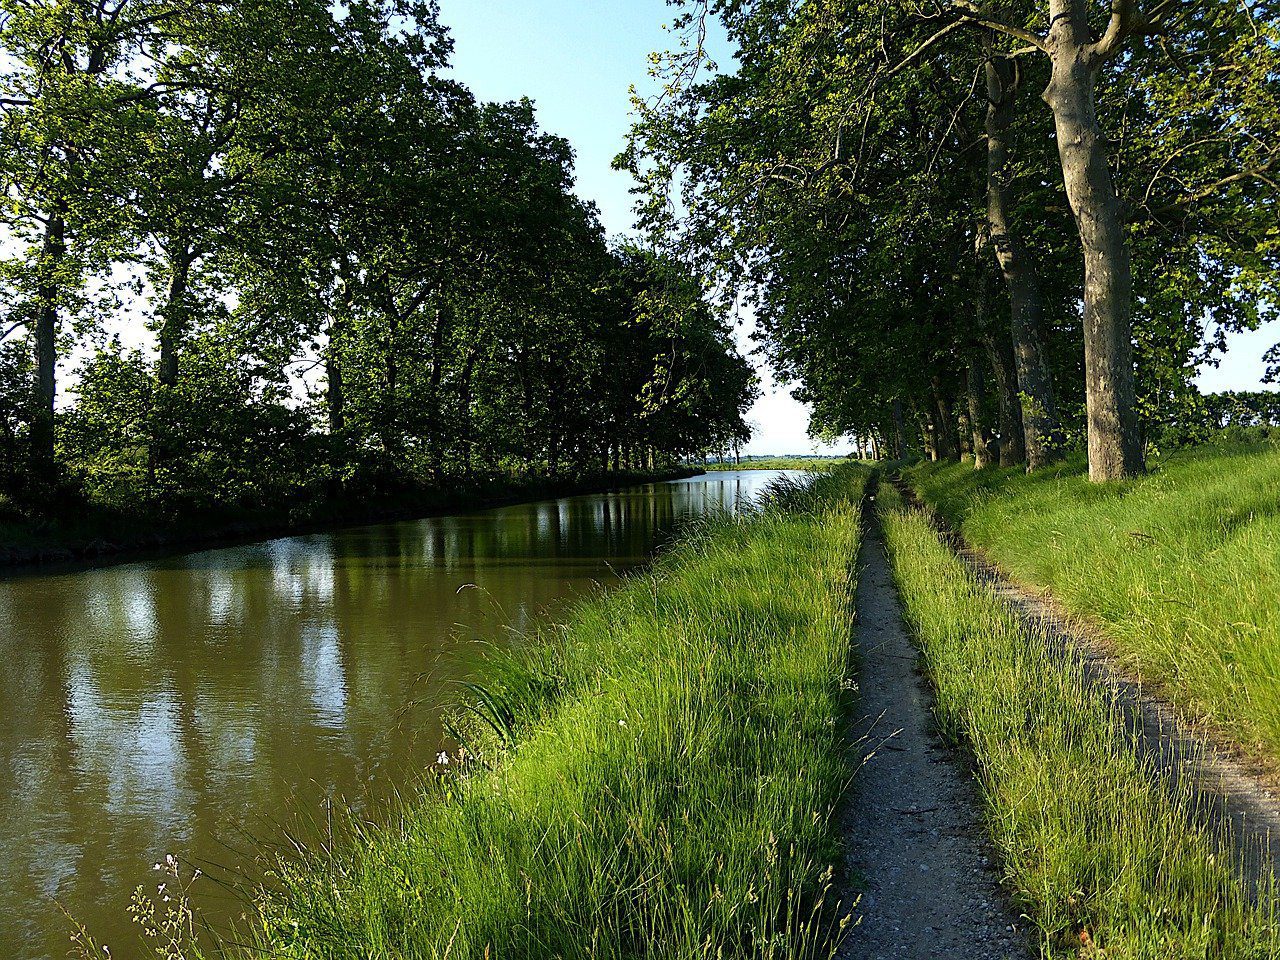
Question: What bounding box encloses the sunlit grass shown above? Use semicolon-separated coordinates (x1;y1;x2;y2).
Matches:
246;468;867;959
905;443;1280;761
878;484;1280;957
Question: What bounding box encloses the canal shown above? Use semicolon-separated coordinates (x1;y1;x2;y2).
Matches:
0;469;796;958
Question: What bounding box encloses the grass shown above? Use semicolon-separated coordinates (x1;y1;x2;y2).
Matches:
242;467;867;959
699;457;851;472
878;482;1280;957
903;443;1280;763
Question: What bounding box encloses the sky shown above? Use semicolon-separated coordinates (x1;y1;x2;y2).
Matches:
439;0;1275;455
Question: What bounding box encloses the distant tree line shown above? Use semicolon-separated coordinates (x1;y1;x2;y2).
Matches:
622;0;1279;480
0;0;756;517
1152;390;1280;448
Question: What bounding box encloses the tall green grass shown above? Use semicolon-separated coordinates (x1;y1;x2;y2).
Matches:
247;468;866;959
879;484;1280;957
904;444;1280;761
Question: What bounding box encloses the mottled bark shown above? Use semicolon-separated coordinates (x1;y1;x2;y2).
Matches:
983;333;1026;467
1043;2;1144;480
148;241;197;486
426;307;447;478
892;398;907;460
966;359;997;469
326;277;352;436
377;283;400;455
30;209;66;480
985;49;1064;470
459;347;476;476
158;242;195;389
922;419;938;462
931;377;960;461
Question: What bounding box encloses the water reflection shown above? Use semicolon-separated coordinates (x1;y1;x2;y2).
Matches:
0;469;794;958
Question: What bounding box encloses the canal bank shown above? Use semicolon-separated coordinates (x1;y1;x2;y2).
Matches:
1;469;792;960
244;468;865;959
0;467;703;571
876;481;1280;955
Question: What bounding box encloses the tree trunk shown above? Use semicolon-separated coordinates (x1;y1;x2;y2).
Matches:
966;359;997;469
930;377;960;461
459;347;476;477
377;283;401;457
30;210;66;480
326;337;346;437
892;398;907;459
985;50;1064;471
983;333;1025;467
1044;13;1144;481
426;307;447;479
957;408;973;460
148;242;198;488
158;243;194;389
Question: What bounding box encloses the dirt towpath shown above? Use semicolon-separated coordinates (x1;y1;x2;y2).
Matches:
838;518;1030;960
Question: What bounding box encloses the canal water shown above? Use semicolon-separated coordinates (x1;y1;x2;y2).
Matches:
0;469;796;959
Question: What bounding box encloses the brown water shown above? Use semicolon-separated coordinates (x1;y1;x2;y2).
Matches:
0;470;795;959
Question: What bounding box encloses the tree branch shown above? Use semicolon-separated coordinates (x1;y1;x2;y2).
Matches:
1091;0;1142;61
951;2;1049;52
1142;159;1279;220
889;20;969;74
890;3;1047;75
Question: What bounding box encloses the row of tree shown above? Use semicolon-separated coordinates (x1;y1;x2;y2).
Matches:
0;0;756;516
623;0;1279;480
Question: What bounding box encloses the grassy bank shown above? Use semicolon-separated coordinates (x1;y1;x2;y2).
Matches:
242;467;866;958
878;484;1278;957
904;443;1280;763
0;467;701;569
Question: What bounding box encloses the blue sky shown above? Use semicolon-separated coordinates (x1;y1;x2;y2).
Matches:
438;0;1275;453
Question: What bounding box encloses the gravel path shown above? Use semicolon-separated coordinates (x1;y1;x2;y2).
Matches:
838;519;1030;960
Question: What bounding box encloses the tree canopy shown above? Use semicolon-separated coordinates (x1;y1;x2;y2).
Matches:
621;0;1279;478
0;0;757;518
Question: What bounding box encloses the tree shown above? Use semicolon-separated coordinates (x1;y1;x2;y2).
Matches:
0;0;184;479
623;0;1278;478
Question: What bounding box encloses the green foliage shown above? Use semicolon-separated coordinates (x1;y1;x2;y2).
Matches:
700;456;848;471
247;468;866;959
1142;390;1280;453
0;0;757;533
622;0;1280;465
880;484;1280;957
